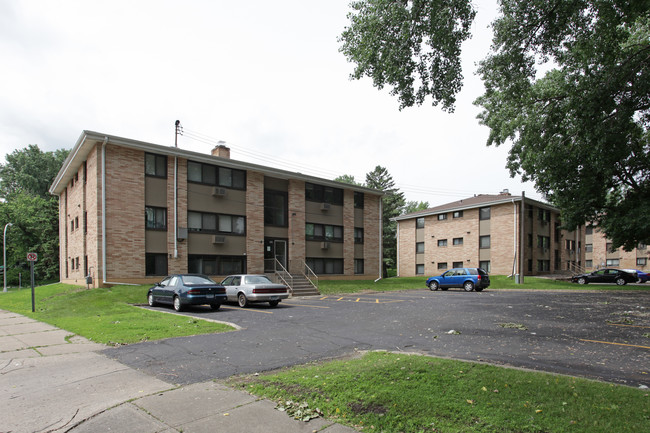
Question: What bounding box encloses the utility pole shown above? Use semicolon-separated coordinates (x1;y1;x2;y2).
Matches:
175;120;182;147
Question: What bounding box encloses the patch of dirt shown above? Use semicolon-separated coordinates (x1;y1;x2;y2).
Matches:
347;400;388;415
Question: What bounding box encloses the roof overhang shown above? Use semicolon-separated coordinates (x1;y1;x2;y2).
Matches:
49;130;384;197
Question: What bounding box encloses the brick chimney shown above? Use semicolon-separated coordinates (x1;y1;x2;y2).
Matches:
211;141;230;159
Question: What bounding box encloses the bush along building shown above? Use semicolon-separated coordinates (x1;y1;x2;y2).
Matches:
49;131;383;293
394;191;585;278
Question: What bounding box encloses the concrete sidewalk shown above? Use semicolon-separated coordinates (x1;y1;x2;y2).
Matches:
0;309;356;432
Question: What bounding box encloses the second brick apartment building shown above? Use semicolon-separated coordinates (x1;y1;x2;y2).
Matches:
394;191;586;277
49;131;383;288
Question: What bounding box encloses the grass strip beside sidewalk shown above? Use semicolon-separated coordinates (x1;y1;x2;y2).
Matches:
0;283;234;345
232;351;649;433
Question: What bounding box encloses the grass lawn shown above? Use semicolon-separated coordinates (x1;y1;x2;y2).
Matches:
0;283;234;345
231;351;649;433
318;275;649;294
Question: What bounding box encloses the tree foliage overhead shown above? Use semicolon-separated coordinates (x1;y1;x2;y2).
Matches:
475;0;650;250
0;145;69;285
0;144;69;199
340;0;650;249
339;0;476;111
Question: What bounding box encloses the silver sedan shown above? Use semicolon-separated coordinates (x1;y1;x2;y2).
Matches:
220;274;289;307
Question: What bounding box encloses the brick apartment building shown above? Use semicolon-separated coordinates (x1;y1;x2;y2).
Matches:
394;191;585;277
49;131;383;288
585;227;649;271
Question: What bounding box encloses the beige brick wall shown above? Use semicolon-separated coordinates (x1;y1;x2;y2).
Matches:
363;194;381;278
397;200;589;277
246;170;265;273
397;219;415;276
423;210;480;276
57;140;385;283
168;157;188;274
587;228;648;270
85;146;100;285
490;203;518;275
104;145;146;279
288;179;305;273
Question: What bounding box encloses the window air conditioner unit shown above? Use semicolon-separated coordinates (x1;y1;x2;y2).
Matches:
320;202;330;211
212;235;226;244
212;187;227;197
321;241;330;249
177;227;188;241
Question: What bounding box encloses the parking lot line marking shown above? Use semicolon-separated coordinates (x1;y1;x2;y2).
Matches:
337;297;344;301
608;323;650;329
579;339;650;350
220;306;274;314
356;298;360;302
288;303;330;309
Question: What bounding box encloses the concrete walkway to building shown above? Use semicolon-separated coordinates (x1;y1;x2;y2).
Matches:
0;309;355;433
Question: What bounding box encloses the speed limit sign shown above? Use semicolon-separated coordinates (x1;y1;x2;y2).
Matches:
27;252;38;262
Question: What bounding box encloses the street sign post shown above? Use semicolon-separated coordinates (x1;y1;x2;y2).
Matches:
27;253;37;312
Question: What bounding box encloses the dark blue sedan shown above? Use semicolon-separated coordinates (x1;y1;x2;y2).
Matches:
147;274;227;312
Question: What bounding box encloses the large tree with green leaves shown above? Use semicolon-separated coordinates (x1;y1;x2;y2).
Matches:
340;0;650;250
0;145;69;285
365;165;405;275
339;0;476;111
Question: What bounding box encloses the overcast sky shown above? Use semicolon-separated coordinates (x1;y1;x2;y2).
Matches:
0;0;543;206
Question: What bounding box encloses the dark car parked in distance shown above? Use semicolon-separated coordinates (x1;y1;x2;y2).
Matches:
623;269;649;283
426;268;490;292
571;268;637;286
148;274;227;311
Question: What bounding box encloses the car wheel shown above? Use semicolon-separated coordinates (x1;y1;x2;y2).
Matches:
173;296;183;312
210;303;221;310
428;281;439;291
615;277;627;286
577;277;587;285
148;292;157;307
269;300;279;307
238;293;248;308
463;281;475;292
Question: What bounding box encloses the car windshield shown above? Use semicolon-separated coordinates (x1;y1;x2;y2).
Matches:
244;275;273;284
182;275;216;285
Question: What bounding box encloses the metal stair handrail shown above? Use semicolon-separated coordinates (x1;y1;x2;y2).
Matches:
274;258;293;295
302;260;319;290
568;261;587;275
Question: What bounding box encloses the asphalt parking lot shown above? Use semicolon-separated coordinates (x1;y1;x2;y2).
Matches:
105;289;649;388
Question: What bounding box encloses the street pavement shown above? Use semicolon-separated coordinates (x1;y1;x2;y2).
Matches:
108;289;650;387
1;289;648;432
0;309;355;433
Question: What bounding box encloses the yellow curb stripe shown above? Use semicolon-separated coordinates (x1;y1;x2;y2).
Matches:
579;339;650;350
608;323;650;328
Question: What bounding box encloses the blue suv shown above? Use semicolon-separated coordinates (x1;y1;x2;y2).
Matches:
426;268;490;292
